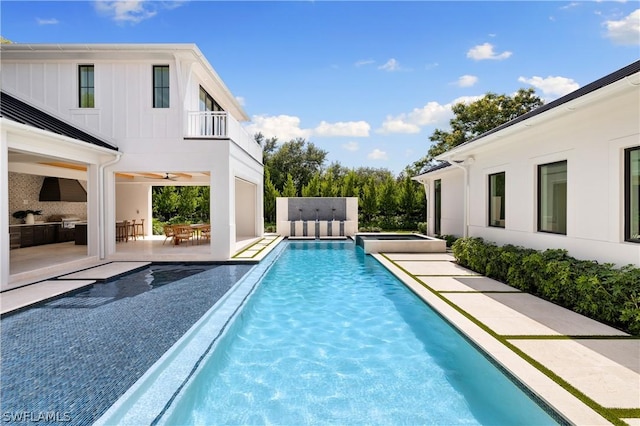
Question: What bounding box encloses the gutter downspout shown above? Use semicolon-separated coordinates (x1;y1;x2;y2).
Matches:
448;157;474;238
98;153;122;259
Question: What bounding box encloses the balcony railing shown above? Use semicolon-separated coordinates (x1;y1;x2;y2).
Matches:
186;111;262;163
187;111;228;138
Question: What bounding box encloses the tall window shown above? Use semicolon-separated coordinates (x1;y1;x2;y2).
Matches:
538;161;567;234
153;65;170;108
488;172;505;228
199;86;223;112
434;179;442;235
199;86;225;136
625;146;640;243
78;65;94;108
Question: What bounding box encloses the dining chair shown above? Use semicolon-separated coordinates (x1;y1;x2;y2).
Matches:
200;224;211;243
162;224;175;245
173;225;193;246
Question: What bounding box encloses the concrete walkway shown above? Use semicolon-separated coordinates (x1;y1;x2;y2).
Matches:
375;252;639;426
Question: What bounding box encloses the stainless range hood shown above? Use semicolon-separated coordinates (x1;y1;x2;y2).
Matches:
39;177;87;202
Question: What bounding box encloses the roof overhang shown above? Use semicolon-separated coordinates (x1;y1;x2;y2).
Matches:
3;117;120;165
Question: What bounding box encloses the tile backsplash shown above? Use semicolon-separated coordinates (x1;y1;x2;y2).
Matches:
8;172;87;225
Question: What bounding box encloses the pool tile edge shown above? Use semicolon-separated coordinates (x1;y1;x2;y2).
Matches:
94;243;287;426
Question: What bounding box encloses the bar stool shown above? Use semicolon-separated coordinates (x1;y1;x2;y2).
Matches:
116;221;129;242
134;218;145;239
128;220;137;241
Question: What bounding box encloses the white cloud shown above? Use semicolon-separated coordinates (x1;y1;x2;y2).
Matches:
425;62;439;70
368;149;388;160
378;58;401;71
466;43;512;61
94;0;185;24
355;59;375;67
244;114;311;141
36;18;59;25
94;1;157;23
235;96;245;106
245;116;371;141
518;75;580;98
378;118;421;134
377;96;482;135
457;75;478;87
560;2;580;10
314;120;370;137
342;141;359;152
604;9;640;45
377;101;451;134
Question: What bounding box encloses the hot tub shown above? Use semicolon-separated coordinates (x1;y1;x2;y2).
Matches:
355;233;446;253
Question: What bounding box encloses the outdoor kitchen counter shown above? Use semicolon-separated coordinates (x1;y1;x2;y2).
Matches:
9;222;64;227
8;223;79;249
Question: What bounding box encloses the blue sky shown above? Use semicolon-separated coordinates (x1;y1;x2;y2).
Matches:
1;1;639;174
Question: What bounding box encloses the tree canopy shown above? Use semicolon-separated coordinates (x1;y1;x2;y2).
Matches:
262;137;328;193
407;88;543;175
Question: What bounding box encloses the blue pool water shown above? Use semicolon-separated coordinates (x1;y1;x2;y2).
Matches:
163;242;559;425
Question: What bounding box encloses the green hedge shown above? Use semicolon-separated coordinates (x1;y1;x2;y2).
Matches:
451;237;640;336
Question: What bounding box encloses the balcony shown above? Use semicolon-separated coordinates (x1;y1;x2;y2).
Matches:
186;111;262;163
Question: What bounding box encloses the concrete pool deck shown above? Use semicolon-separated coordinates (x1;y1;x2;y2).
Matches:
376;252;639;426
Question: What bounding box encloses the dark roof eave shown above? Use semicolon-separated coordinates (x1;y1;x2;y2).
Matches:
0;91;118;151
413;161;453;178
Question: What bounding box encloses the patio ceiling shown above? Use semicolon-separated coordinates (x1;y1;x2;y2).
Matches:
8;155;210;184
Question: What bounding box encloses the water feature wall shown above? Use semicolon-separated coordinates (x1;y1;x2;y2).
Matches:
275;197;358;238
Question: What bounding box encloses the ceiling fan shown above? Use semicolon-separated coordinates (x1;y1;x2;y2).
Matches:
142;172;178;181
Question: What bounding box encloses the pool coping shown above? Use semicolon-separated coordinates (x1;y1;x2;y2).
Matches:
372;253;612;426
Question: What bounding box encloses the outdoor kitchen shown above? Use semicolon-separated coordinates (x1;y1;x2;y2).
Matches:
8;172;88;248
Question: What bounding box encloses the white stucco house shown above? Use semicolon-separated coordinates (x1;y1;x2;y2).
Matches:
413;60;640;266
1;43;264;290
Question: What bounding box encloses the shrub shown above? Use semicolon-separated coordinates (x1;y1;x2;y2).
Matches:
436;234;459;248
417;222;427;234
152;218;165;235
452;237;640;335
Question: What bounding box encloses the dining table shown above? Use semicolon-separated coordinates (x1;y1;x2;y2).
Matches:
189;223;210;244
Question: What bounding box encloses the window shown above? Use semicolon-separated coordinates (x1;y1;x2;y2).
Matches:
538;161;567;234
488;172;505;228
625;146;640;243
199;86;225;136
153;65;170;108
434;179;442;235
78;65;94;108
199;86;223;112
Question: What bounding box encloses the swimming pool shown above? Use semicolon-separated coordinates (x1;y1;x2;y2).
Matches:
154;241;558;425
